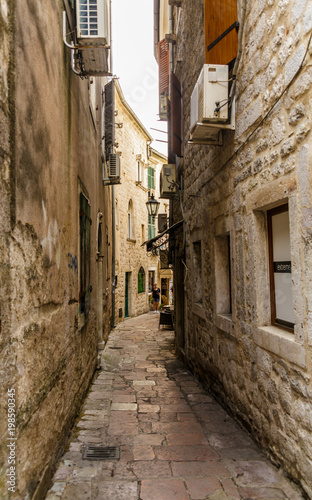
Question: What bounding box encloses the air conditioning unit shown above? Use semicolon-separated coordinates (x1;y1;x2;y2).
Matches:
190;64;235;144
158;214;168;233
75;0;110;75
159;94;168;121
160;164;176;199
108;153;120;180
76;0;110;44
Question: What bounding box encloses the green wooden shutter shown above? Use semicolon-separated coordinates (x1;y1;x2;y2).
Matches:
148;167;155;189
148;215;156;240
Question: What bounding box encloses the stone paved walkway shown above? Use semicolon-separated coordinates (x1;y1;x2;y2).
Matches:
46;313;305;500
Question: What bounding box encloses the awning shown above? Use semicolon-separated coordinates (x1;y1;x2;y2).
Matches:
142;219;184;251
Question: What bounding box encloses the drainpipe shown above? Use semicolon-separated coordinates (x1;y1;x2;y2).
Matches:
110;0;116;328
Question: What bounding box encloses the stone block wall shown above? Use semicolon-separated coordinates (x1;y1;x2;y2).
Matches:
114;85;161;322
172;0;312;495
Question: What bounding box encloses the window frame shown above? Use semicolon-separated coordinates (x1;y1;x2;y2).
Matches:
79;191;91;328
138;267;145;294
267;204;295;332
215;232;232;317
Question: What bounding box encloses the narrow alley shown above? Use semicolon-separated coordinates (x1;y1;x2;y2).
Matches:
46;313;304;500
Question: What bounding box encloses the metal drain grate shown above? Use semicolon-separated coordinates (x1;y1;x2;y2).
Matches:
82;445;120;461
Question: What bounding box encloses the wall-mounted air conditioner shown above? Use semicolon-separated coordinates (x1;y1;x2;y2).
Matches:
189;64;235;144
75;0;110;75
160;164;177;199
76;0;110;44
159;94;168;121
108;153;120;181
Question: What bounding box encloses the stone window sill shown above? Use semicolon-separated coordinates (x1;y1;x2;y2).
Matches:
214;314;234;335
192;302;205;319
254;325;306;369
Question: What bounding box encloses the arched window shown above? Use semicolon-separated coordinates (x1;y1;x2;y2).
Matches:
138;267;145;293
128;199;134;239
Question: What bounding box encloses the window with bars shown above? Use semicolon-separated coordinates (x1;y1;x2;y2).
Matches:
138;267;145;293
148;167;155;190
148;215;156;240
79;193;91;319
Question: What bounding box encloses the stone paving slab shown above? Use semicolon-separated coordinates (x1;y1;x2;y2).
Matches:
46;313;305;500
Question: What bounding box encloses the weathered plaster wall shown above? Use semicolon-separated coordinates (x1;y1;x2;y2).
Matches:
0;0;15;495
0;1;112;498
173;0;312;496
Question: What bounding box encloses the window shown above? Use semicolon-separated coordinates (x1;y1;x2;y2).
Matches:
141;224;145;245
193;241;203;304
215;234;232;315
148;166;155;190
79;192;91;321
267;205;295;330
148;271;155;292
138;267;145;293
137;161;142;183
148;215;156;240
128;199;134;240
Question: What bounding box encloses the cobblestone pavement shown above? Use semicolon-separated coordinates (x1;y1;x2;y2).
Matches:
46;313;305;500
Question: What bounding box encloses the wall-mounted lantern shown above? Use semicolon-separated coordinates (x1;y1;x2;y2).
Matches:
146;193;160;217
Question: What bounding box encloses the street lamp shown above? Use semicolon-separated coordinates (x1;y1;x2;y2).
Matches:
146;193;160;217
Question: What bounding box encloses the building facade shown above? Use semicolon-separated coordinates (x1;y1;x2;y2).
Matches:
114;82;170;323
154;0;312;496
0;1;113;497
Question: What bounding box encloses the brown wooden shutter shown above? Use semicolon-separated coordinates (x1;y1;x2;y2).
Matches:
170;73;182;157
205;0;238;65
158;39;170;95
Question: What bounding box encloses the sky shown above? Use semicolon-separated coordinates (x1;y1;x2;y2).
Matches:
112;0;168;156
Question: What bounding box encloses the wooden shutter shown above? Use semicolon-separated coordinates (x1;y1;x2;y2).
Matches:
105;80;115;152
170;73;182;157
205;0;238;65
158;39;170;95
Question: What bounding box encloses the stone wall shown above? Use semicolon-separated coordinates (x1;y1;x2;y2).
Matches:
114;84;166;323
0;1;112;497
171;0;312;496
